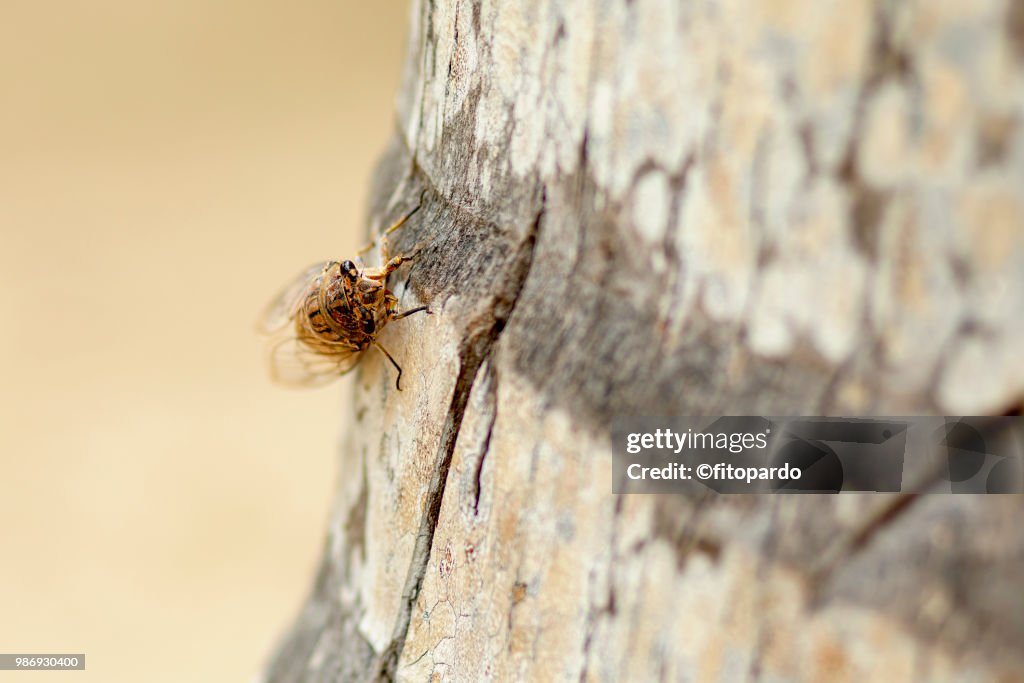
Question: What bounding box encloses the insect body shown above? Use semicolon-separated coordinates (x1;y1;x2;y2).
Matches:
259;199;429;389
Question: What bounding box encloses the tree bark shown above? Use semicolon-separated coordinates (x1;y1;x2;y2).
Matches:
261;1;1024;681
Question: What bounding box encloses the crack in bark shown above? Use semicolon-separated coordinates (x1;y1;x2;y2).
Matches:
577;494;622;683
368;201;543;682
472;365;498;517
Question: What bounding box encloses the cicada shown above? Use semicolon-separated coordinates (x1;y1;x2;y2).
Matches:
258;197;430;390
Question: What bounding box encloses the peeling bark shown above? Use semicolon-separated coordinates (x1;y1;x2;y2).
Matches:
261;1;1024;681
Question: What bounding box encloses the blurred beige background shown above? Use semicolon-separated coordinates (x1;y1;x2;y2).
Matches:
0;1;408;681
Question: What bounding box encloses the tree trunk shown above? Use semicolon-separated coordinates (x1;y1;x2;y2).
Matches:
261;1;1024;681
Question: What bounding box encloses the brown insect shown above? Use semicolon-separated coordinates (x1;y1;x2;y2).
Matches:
258;195;430;390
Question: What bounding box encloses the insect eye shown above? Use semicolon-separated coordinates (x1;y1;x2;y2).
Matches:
340;260;358;278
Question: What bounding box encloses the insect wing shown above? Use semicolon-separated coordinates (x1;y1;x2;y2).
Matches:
265;335;363;387
257;261;332;334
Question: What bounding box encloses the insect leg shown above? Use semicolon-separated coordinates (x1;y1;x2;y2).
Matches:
356;188;429;258
392;305;431;320
372;341;405;391
364;243;429;281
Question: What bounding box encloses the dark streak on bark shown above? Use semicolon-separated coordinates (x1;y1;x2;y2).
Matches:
806;493;924;607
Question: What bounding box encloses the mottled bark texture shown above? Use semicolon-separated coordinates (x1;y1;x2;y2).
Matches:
261;1;1024;681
